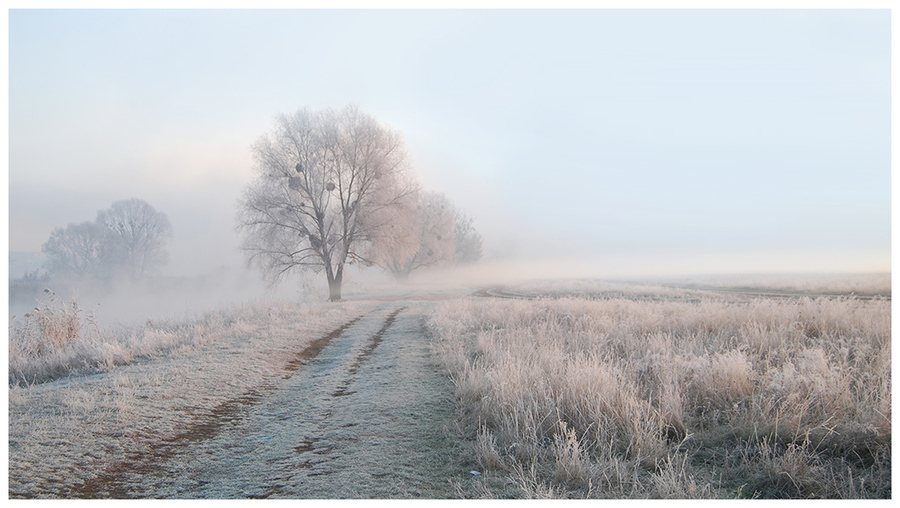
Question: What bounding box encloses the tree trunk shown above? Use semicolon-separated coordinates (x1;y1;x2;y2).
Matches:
326;269;343;301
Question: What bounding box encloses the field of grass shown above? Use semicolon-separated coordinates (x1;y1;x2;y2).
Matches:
427;279;891;498
8;274;891;499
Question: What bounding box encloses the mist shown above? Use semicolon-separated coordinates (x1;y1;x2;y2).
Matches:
7;10;895;502
7;9;891;326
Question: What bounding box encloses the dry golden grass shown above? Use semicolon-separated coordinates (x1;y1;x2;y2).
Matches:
428;291;891;498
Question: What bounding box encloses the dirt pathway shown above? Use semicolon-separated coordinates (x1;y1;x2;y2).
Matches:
79;301;463;498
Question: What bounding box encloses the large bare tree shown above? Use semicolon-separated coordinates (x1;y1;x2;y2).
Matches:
238;106;416;300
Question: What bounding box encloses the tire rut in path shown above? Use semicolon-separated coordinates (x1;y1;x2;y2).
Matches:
330;306;403;398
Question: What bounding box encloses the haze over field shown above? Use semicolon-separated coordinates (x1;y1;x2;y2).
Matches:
7;8;891;286
5;8;893;499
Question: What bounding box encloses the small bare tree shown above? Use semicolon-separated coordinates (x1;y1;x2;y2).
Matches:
238;106;416;301
453;210;484;265
378;191;484;281
96;198;173;280
41;221;106;278
380;191;457;282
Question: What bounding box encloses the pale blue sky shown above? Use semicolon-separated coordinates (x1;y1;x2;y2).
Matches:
7;9;891;276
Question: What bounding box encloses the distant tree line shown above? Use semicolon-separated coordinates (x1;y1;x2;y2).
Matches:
41;198;173;282
237;105;483;300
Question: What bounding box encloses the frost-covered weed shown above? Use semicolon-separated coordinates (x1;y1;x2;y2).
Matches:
10;289;90;354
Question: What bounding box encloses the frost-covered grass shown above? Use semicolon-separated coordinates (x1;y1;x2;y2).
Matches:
428;289;891;499
8;296;372;498
7;286;341;385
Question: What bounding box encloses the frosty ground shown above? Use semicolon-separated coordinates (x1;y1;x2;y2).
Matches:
7;275;892;499
9;290;474;498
